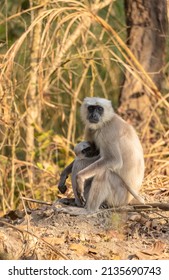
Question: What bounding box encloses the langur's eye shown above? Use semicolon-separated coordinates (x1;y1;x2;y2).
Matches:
88;106;95;112
82;147;91;154
97;106;103;113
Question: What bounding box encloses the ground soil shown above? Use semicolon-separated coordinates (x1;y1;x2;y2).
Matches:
0;188;169;260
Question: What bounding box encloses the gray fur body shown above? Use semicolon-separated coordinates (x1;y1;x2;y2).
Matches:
76;97;144;212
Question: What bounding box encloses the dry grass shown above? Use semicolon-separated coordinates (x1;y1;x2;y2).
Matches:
0;0;168;213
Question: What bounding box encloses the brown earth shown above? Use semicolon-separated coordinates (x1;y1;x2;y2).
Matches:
0;187;169;260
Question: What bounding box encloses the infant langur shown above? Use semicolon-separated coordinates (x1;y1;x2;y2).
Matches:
58;141;99;206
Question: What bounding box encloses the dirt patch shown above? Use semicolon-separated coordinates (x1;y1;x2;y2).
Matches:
0;190;169;260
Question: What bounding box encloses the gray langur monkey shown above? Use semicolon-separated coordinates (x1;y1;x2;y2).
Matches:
58;141;99;206
57;97;144;214
58;141;144;208
74;97;145;213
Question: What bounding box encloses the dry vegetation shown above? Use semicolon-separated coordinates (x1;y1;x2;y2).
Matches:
0;0;169;260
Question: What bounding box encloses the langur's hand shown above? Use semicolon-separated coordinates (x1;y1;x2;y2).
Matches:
58;175;68;194
58;184;67;194
77;190;86;206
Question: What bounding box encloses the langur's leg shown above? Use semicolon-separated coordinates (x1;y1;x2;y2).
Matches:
85;172;111;212
72;158;96;206
86;171;129;212
109;172;144;204
73;178;93;207
86;170;144;212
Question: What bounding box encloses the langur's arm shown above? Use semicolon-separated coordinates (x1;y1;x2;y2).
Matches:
76;143;122;204
58;161;74;194
78;143;122;181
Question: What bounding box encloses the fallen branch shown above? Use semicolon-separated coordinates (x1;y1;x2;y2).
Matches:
20;197;169;214
21;196;52;205
92;202;169;216
129;203;169;211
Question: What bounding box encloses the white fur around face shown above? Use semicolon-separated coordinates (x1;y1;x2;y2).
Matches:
83;97;112;107
80;97;115;129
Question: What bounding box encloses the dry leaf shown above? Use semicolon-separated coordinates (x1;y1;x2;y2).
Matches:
135;240;166;260
106;230;125;241
129;213;142;221
69;243;88;255
43;237;65;245
110;254;121;260
150;240;166;255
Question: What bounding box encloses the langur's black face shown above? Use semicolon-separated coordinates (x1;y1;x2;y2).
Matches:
81;146;91;156
87;105;104;123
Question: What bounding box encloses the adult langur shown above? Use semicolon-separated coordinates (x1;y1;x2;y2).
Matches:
57;97;144;214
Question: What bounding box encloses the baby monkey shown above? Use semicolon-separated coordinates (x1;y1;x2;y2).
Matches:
58;141;99;206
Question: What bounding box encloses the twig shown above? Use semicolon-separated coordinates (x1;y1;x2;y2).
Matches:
21;198;169;213
21;196;52;206
0;220;69;260
132;203;169;211
87;202;169;217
